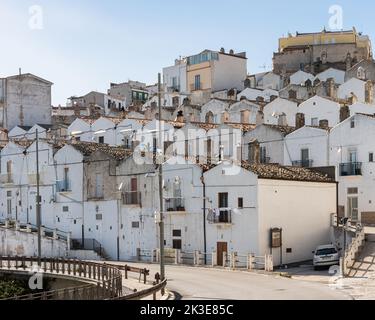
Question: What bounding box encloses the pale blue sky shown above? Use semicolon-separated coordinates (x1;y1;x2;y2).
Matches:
0;0;373;105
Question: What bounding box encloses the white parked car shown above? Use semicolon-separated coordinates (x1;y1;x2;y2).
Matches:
313;245;340;270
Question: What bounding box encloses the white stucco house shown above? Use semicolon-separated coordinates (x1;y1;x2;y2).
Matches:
204;161;337;266
298;96;341;127
329;113;375;224
201;99;231;124
228;100;260;124
263;98;298;127
284;126;330;168
315;68;345;85
349;102;375;117
237;88;278;102
289;70;315;86
338;78;366;103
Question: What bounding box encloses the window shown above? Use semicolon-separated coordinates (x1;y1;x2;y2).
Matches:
351;118;356;129
62;206;69;212
98;136;105;144
7;191;12;197
95;173;104;198
218;193;229;209
173;239;182;250
348;196;359;221
260;147;267;164
348;188;358;195
370;153;374;163
349;150;357;163
96;214;103;220
311;118;319;126
289;90;297;99
238;198;244;209
194;75;201;91
132;221;140;228
173;229;182;237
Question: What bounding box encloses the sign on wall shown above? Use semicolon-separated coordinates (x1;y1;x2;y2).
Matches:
270;228;282;248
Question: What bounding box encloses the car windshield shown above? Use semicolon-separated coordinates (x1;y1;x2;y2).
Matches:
316;248;337;256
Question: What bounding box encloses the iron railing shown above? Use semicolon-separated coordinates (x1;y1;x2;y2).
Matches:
56;180;72;192
165;197;185;212
70;239;106;258
292;160;314;168
340;162;362;176
208;209;232;224
122;191;142;206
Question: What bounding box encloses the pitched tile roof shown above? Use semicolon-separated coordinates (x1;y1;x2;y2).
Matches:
241;162;334;183
70;142;132;160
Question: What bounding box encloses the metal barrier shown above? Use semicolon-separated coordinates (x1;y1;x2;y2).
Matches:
113;279;168;301
0;256;123;300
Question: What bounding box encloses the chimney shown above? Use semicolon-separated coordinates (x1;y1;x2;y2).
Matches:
256;110;264;126
240;96;247;101
319;119;329;130
340;105;350;122
365;80;374;104
176;110;184;123
249;141;261;164
326;78;336;98
270;95;278;102
348;93;358;105
295;113;305;129
256;96;265;103
229;49;234;55
220;47;225;53
221;111;229;123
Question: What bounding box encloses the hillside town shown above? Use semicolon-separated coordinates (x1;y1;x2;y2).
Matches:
1;28;375;299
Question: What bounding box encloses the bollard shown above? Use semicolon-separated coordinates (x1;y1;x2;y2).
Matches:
26;224;32;233
212;251;217;267
222;252;227;268
15;221;20;231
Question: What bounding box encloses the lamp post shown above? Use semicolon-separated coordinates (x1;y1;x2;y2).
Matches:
35;129;42;266
157;72;165;283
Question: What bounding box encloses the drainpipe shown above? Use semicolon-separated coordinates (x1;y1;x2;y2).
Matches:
200;174;207;265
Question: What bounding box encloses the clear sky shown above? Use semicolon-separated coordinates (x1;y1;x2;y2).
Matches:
0;0;373;105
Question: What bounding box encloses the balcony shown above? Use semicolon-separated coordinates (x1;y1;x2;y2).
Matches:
340;162;362;176
56;180;72;193
292;160;314;168
122;191;142;206
165;197;185;212
208;209;232;224
190;82;203;92
0;174;13;184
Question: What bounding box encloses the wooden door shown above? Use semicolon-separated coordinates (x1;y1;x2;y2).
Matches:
217;242;228;266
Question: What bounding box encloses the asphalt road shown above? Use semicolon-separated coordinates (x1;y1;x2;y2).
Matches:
119;262;351;300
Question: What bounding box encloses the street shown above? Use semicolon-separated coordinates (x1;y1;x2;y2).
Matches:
120;262;351;300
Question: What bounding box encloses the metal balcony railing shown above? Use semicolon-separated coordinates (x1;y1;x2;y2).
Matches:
122;191;142;206
56;180;72;192
190;82;202;91
260;157;271;164
292;160;314;168
340;162;362;176
165;197;185;212
208;209;232;224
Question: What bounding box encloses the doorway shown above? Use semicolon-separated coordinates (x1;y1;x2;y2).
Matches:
217;242;228;266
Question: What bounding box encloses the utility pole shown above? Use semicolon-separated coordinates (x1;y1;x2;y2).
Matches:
158;73;165;282
35;129;42;266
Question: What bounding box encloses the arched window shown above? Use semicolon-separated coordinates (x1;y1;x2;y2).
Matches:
205;111;214;124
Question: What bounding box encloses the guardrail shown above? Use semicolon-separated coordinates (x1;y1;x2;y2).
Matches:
0;256;123;300
104;263;150;284
113;279;168;301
